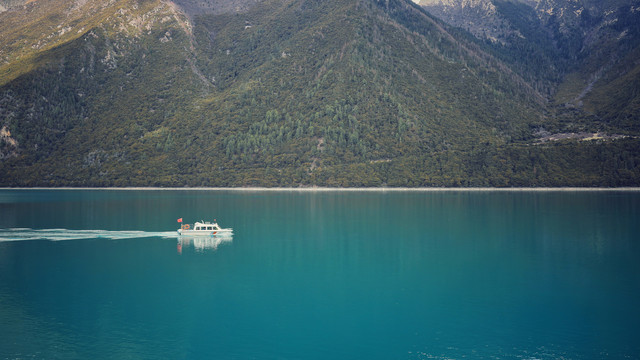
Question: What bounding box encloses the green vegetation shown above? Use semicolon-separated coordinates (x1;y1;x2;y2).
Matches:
0;0;639;187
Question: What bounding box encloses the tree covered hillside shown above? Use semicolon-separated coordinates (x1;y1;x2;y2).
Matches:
1;0;639;187
418;0;640;136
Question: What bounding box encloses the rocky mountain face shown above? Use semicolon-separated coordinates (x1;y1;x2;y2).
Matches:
0;0;26;12
0;0;638;187
419;0;640;130
416;0;511;42
418;0;639;48
170;0;261;16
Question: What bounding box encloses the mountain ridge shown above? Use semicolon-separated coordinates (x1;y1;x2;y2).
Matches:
1;0;639;187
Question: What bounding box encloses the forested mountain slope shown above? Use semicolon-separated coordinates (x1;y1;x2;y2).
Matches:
419;0;640;134
1;0;638;187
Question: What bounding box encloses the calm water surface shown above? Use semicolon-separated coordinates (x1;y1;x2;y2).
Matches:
0;190;639;359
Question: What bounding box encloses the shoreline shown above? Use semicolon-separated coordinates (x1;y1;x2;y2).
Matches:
2;187;640;192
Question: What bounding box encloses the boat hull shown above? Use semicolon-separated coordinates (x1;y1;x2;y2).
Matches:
177;229;233;237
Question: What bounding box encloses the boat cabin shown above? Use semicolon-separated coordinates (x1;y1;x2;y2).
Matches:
195;224;219;231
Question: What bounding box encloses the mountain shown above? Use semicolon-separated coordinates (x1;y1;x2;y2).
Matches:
0;0;26;11
0;0;639;187
418;0;640;129
416;0;511;43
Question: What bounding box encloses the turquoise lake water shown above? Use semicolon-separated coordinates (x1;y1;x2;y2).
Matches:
0;189;639;359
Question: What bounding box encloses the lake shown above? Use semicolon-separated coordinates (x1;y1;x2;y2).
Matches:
1;189;639;359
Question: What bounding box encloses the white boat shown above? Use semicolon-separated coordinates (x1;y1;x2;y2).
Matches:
177;220;233;236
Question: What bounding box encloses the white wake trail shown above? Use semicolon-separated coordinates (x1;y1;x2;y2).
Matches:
0;228;178;242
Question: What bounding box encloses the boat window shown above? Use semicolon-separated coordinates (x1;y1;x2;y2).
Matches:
207;226;213;230
195;227;200;230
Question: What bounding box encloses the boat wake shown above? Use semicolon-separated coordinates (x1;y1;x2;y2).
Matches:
0;228;178;242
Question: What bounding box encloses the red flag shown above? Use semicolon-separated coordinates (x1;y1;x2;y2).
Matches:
177;218;183;223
